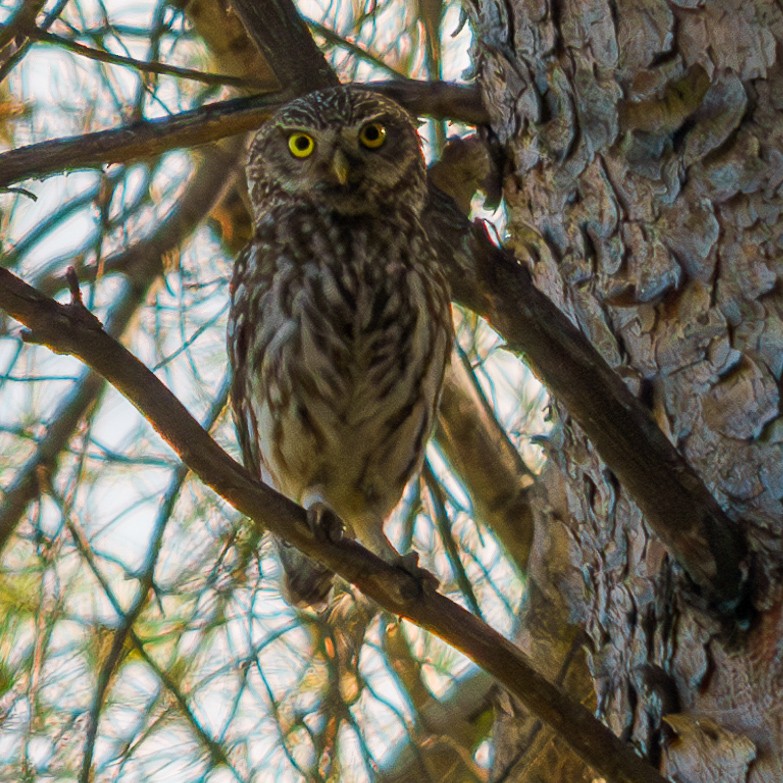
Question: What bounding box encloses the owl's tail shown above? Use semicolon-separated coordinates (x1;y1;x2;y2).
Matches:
276;537;334;608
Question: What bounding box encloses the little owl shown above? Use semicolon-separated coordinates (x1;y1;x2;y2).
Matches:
228;87;451;606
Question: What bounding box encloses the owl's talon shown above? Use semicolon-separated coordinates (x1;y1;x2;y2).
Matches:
307;501;344;543
397;551;439;594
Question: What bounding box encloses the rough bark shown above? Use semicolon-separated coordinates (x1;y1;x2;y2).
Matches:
473;1;783;780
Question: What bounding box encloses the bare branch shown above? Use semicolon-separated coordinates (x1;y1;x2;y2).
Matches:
0;0;68;83
0;267;668;783
0;82;484;189
228;0;339;95
423;460;482;615
372;79;487;125
0;369;105;551
0;0;46;52
0;94;278;188
79;378;231;781
306;17;407;79
436;357;535;572
70;499;238;778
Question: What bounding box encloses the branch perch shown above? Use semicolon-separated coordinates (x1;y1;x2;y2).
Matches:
0;267;667;783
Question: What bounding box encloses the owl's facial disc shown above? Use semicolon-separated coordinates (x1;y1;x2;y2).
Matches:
248;89;427;219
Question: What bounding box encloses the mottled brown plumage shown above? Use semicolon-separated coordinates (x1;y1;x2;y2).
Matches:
228;87;451;606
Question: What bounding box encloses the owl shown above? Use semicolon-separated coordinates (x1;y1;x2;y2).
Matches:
228;87;451;606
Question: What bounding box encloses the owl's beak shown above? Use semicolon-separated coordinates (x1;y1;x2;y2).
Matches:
330;149;350;186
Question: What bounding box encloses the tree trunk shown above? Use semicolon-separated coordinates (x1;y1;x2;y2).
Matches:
472;1;783;780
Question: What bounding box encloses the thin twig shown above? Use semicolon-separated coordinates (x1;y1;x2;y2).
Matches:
67;512;241;781
305;17;405;79
435;356;535;572
0;0;68;83
423;460;482;617
29;29;271;89
79;377;231;782
0;146;240;552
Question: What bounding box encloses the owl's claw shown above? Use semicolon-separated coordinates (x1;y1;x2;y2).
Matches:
306;501;344;543
396;551;439;594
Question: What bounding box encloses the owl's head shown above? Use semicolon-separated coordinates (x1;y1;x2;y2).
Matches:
247;87;427;218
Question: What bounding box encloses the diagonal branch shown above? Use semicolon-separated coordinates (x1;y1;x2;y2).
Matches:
426;191;748;612
228;0;339;95
29;29;272;89
0;267;667;783
0;94;278;189
436;357;535;572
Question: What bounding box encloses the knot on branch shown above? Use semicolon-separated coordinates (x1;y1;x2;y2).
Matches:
20;266;104;348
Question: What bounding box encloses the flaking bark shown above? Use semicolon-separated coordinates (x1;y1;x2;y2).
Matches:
475;1;783;780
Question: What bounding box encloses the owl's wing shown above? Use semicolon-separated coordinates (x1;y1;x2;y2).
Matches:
228;242;268;482
229;242;334;607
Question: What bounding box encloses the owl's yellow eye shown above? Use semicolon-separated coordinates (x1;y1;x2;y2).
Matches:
358;122;386;150
288;133;315;158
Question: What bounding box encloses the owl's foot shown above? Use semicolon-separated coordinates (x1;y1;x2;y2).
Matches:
362;530;439;596
396;551;439;594
306;501;344;543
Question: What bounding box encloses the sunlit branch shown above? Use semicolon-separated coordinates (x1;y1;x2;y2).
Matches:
0;266;669;783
